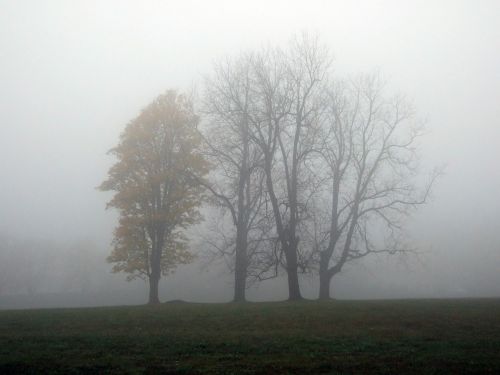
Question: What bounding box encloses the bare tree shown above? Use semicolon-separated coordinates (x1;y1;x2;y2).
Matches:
313;73;439;299
200;36;435;302
201;54;272;302
249;34;331;300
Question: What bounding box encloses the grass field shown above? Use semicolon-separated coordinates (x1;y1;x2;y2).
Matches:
0;299;499;374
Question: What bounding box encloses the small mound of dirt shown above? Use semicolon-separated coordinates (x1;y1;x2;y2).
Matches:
164;299;189;304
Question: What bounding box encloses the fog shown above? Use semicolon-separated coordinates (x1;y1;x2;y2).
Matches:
1;0;499;308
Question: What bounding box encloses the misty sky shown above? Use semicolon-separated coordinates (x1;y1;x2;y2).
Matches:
0;0;499;302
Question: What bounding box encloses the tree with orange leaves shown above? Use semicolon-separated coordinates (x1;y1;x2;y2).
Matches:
100;90;210;304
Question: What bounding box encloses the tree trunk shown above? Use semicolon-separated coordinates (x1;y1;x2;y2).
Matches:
148;242;162;305
287;269;302;300
233;267;246;302
262;153;302;301
318;271;331;300
286;246;302;300
233;122;250;303
318;251;332;300
233;234;248;302
148;274;160;304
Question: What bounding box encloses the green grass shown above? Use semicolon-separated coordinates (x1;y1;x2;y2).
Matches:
1;299;499;374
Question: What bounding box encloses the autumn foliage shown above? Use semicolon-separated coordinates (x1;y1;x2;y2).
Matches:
100;90;209;303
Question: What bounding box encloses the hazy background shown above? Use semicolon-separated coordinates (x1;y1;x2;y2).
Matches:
1;0;499;308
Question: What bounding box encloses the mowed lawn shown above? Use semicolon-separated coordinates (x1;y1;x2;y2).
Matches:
0;299;499;374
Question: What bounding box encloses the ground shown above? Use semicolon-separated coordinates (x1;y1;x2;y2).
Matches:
0;298;499;374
